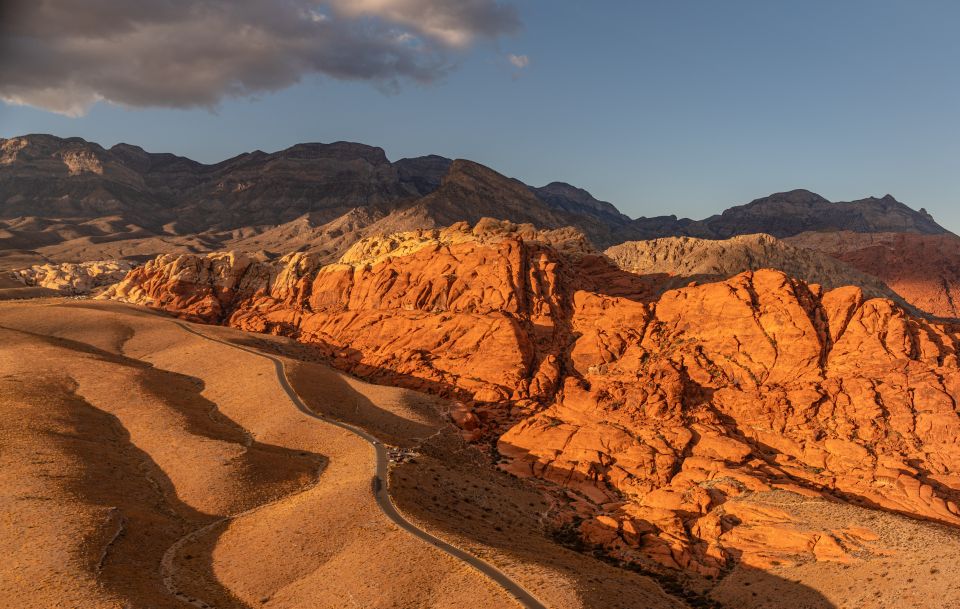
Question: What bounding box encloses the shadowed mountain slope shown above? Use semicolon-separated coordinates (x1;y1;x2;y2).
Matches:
615;189;949;240
787;230;960;319
3;135;952;269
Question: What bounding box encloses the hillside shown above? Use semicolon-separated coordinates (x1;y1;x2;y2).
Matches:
1;299;663;609
787;231;960;319
0;134;631;269
604;233;904;303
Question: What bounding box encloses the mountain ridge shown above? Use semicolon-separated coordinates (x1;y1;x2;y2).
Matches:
3;133;957;320
2;134;950;239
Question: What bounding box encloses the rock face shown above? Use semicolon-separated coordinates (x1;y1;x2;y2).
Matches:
104;221;960;576
11;260;137;294
787;231;960;320
502;272;960;574
605;233;904;303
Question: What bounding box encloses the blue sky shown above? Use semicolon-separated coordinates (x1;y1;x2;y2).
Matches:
2;1;959;230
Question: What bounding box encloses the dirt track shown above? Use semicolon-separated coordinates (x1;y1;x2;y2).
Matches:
174;320;546;609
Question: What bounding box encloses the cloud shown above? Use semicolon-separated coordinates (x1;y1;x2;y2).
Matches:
327;0;520;48
0;0;520;116
508;54;530;69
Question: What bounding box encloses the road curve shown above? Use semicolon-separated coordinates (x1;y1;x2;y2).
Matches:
174;321;549;609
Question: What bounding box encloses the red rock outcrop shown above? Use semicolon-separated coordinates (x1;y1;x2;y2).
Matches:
103;220;960;576
787;230;960;319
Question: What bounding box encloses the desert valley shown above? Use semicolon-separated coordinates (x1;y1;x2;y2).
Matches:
1;132;960;608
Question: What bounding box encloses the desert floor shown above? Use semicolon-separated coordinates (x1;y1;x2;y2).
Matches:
2;298;959;609
0;299;681;609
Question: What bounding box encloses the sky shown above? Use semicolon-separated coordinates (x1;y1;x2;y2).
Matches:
1;1;959;230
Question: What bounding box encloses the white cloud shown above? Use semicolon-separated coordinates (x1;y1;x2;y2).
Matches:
0;0;521;116
327;0;520;48
508;54;530;69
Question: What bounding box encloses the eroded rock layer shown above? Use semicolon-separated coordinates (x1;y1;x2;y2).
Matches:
604;233;902;302
104;220;960;577
11;259;136;294
787;230;960;319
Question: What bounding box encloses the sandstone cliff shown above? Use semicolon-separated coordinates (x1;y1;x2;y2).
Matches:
787;230;960;320
103;221;960;576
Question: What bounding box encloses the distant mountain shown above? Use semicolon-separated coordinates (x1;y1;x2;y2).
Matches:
618;189;949;240
0;134;432;231
531;181;631;226
1;134;953;275
0;134;627;265
695;189;948;238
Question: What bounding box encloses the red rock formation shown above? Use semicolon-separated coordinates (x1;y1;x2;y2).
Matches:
104;221;960;576
786;231;960;319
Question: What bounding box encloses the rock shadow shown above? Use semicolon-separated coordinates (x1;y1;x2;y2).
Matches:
496;438;838;609
38;377;250;608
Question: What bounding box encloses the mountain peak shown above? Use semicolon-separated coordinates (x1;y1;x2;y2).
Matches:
279;141;390;165
537;181;590;196
394;155;452;195
1;134;107;162
701;189;949;238
746;189;831;207
532;181;631;227
438;159;530;195
110;142;147;154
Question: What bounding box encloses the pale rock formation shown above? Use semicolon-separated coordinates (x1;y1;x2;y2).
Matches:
12;260;136;295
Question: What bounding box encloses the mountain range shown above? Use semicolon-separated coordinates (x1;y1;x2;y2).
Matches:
0;134;949;253
3;133;960;319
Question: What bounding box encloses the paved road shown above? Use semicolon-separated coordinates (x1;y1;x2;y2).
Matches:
175;321;548;609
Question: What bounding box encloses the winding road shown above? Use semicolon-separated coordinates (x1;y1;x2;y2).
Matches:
174;321;548;609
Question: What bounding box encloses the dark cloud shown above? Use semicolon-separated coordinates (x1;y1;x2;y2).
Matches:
0;0;520;116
